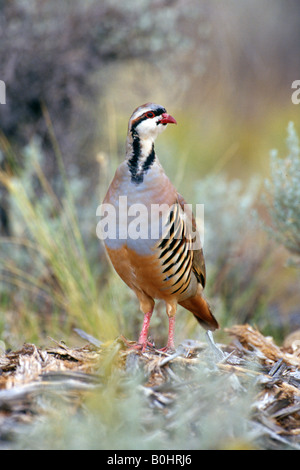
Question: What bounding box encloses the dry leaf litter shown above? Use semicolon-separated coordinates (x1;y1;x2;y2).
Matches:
0;324;299;449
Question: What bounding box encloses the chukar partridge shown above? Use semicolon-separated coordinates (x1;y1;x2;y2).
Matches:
102;103;219;351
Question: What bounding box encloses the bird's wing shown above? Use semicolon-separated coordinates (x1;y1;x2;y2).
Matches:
155;199;193;297
154;192;206;297
176;192;206;288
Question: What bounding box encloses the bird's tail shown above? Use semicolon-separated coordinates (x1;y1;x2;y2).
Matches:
179;294;219;331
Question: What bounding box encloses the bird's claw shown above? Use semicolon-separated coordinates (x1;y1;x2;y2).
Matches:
130;340;155;353
158;344;176;354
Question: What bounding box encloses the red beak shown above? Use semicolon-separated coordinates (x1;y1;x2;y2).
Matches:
160;113;177;125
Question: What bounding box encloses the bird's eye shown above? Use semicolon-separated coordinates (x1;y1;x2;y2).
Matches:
145;111;155;118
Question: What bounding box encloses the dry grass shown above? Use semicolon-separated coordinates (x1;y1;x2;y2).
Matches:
0;325;299;450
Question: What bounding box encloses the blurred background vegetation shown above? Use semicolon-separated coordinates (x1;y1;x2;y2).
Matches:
0;0;300;349
0;0;300;450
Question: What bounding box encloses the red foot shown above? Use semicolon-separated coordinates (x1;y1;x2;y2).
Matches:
120;336;153;351
158;316;176;353
158;344;175;353
130;340;155;353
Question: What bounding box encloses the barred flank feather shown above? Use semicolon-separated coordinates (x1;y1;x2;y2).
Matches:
157;202;193;296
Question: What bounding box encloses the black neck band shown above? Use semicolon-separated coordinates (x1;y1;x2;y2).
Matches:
128;134;155;184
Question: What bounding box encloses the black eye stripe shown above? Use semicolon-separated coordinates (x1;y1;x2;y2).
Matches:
131;107;166;132
142;108;166;119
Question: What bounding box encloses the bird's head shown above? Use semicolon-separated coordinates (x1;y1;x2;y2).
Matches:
128;103;177;142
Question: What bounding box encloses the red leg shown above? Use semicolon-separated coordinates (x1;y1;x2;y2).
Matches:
131;309;154;352
159;315;176;352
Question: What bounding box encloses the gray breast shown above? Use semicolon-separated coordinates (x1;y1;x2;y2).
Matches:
101;162;175;255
